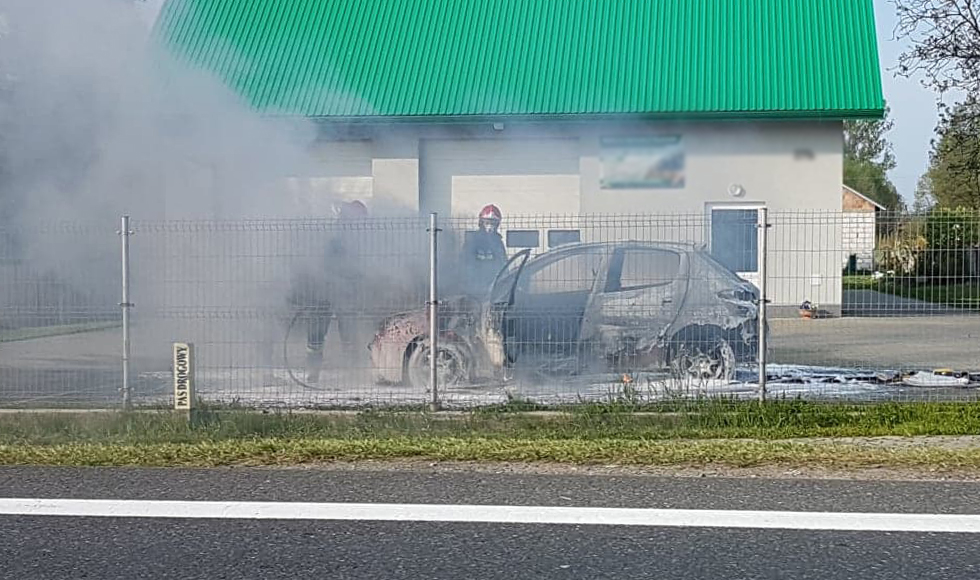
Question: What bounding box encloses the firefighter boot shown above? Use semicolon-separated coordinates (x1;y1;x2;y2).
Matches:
305;350;323;384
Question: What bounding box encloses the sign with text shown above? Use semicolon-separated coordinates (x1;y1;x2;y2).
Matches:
600;135;685;189
172;342;194;411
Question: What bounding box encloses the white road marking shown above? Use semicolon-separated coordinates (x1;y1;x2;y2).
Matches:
1;498;979;532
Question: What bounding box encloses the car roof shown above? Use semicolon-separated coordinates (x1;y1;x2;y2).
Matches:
532;241;703;259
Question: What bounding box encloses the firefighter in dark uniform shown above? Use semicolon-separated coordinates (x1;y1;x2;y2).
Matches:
461;204;507;297
288;200;368;383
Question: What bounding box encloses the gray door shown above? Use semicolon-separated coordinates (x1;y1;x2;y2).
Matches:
510;248;605;357
710;208;759;284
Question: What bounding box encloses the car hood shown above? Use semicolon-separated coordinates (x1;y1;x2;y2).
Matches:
377;295;483;333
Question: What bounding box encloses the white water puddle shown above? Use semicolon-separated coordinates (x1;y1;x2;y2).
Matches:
136;363;979;408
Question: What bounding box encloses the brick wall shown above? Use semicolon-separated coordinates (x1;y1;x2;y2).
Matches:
842;212;875;270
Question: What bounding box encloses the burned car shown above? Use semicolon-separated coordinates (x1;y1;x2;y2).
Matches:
368;241;760;387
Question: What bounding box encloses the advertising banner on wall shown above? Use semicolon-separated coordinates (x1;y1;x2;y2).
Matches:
600;136;685;189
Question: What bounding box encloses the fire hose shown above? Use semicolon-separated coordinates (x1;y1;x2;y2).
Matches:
282;306;329;391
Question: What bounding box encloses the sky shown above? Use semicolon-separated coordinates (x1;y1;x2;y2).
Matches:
135;0;937;205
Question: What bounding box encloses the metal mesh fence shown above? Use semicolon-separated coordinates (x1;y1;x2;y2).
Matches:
128;218;429;408
1;210;978;408
0;221;122;407
769;209;980;402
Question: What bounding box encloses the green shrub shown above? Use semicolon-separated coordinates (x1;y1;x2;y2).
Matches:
922;208;980;279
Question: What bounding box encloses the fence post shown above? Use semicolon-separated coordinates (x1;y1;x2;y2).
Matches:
757;207;769;403
119;215;134;409
428;212;441;412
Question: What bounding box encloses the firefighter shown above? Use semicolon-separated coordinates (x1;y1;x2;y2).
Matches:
461;204;507;297
289;200;368;383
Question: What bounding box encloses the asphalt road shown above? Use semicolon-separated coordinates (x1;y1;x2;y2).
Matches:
2;466;980;579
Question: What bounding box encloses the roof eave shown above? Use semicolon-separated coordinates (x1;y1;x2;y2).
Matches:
843;184;887;210
298;108;886;125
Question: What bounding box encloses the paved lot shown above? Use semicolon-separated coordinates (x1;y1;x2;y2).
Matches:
2;467;980;580
2;313;979;407
842;289;963;318
771;315;980;370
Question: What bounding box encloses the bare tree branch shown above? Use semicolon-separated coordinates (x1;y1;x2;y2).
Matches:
894;0;980;95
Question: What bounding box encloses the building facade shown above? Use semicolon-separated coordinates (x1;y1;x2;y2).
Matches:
156;0;885;313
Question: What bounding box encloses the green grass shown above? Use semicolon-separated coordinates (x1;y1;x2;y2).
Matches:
882;280;980;309
2;401;980;467
4;401;980;444
842;275;880;290
843;275;980;308
0;321;121;342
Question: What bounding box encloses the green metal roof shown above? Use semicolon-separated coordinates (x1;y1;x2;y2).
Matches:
155;0;885;120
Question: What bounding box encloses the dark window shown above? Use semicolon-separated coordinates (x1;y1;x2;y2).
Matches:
711;209;758;273
506;229;540;248
526;252;604;294
548;229;581;247
607;249;681;292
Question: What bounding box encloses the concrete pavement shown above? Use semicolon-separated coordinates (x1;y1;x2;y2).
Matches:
3;311;979;407
842;289;961;318
771;315;980;370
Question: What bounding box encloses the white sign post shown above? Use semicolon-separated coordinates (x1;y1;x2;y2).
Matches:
173;342;194;416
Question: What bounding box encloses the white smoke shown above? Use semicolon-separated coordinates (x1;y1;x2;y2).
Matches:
0;0;323;229
0;0;426;381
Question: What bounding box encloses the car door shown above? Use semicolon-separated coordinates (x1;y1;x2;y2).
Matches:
481;250;531;368
509;248;606;357
589;247;688;363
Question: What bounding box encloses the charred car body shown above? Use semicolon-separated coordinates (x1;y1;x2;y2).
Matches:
369;241;760;387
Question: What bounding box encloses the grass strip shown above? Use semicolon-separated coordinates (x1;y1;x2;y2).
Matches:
2;438;979;469
4;401;980;446
0;401;980;468
882;281;980;309
0;321;121;343
842;275;980;309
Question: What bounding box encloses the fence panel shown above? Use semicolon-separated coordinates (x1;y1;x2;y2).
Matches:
2;210;978;409
128;218;429;408
769;210;980;402
0;221;122;407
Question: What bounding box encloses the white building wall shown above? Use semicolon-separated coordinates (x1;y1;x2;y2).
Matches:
308;120;845;313
285;140;375;217
372;136;420;215
576;121;842;213
575;121;844;312
420;138;581;217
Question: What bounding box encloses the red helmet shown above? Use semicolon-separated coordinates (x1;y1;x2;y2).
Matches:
338;200;368;220
478;204;502;222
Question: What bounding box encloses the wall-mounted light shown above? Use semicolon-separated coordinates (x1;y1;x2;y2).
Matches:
728;183;746;198
794;148;815;160
492;122;505;131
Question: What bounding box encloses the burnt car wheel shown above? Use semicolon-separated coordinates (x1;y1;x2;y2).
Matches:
406;340;470;389
670;337;737;382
